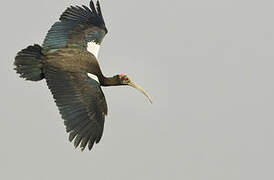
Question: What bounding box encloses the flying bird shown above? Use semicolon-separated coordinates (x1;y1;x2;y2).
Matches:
14;0;152;151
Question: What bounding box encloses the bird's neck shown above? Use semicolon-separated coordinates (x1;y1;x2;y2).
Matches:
99;76;120;86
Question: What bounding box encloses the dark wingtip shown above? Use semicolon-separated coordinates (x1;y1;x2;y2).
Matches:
90;0;96;13
95;0;107;33
58;0;107;34
96;1;100;10
96;1;102;19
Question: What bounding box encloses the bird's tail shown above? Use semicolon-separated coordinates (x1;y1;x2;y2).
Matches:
14;44;45;81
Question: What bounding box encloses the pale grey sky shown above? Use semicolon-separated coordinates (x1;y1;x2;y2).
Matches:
1;0;274;179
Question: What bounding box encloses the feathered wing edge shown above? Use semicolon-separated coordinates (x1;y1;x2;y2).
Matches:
45;67;108;151
59;0;107;33
43;0;107;49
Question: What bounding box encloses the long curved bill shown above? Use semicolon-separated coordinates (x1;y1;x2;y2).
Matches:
128;82;152;104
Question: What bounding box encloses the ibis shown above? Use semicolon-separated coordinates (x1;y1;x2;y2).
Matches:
14;0;152;151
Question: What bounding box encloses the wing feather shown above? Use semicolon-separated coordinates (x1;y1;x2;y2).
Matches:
44;66;107;151
43;1;107;51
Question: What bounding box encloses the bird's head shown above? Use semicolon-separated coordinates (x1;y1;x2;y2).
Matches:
115;74;152;103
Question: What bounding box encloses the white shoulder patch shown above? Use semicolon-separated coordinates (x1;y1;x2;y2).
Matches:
87;73;99;83
87;42;100;58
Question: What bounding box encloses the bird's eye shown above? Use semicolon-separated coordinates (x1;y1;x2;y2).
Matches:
119;74;129;81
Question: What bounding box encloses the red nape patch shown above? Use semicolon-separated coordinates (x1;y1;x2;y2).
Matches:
119;74;126;77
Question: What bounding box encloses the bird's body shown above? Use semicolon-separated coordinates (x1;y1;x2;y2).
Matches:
14;0;151;151
44;48;101;76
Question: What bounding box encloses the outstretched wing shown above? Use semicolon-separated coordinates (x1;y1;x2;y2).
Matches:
44;66;108;151
43;0;107;52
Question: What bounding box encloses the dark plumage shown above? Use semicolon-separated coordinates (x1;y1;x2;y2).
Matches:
14;0;152;151
14;45;45;81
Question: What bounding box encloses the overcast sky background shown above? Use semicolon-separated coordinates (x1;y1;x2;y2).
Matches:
1;0;274;179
